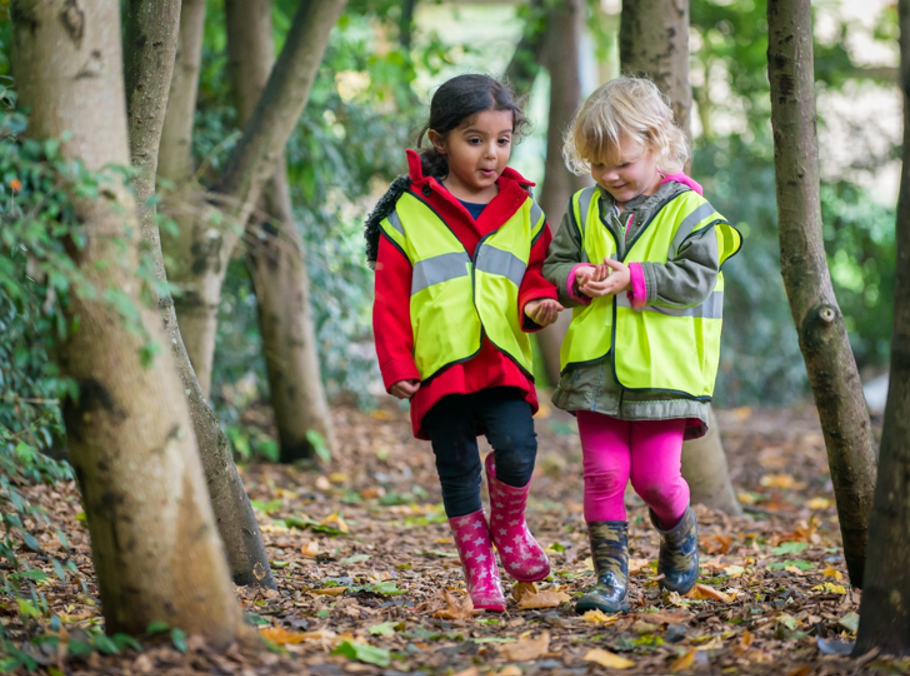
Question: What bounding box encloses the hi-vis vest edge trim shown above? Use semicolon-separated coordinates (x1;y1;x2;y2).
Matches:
559;186;742;399
379;190;546;382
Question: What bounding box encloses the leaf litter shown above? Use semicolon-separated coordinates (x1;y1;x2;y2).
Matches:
0;401;903;675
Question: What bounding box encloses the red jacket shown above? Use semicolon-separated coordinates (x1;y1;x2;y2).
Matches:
373;150;558;439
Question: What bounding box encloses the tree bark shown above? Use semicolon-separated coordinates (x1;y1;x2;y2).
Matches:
11;0;243;642
853;0;910;655
535;0;588;386
620;0;691;140
620;0;742;516
226;0;337;462
151;0;275;589
767;0;877;587
162;0;347;398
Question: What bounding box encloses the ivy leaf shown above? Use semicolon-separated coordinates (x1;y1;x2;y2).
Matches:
331;640;391;667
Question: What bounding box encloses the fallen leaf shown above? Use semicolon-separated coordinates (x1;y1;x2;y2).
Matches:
499;666;523;676
701;533;732;554
669;649;696;671
628;558;651;574
433;590;474;619
807;497;831;510
511;581;537;602
630;611;689;625
311;586;346;596
451;668;479;676
321;513;349;533
300;541;319;558
687;584;730;602
811;582;846;594
260;625;336;645
822;565;844;581
516;590;571;610
580;609;619;625
499;632;549;661
583;648;634;669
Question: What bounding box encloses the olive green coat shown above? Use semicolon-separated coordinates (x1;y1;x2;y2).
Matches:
542;181;725;439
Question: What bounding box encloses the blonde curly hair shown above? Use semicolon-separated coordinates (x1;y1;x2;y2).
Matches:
563;77;689;176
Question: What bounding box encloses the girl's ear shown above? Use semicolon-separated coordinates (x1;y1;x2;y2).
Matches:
427;130;447;155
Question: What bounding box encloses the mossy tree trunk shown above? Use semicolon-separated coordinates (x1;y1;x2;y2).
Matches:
853;0;910;654
767;0;877;587
225;0;337;462
621;0;742;517
11;0;243;641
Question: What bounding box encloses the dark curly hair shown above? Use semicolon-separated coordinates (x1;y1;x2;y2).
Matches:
415;74;530;178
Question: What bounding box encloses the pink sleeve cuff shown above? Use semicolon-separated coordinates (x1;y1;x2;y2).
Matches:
661;172;703;196
567;263;594;305
627;262;647;309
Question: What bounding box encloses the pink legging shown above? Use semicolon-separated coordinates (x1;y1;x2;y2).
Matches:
577;411;689;527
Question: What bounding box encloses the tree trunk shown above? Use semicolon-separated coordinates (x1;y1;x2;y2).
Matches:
11;0;242;642
620;0;742;516
620;0;691;141
767;0;877;588
162;0;347;397
853;0;910;655
149;0;275;589
502;0;546;99
226;0;337;462
535;0;588;386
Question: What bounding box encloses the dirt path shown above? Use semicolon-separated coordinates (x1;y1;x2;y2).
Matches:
1;399;897;675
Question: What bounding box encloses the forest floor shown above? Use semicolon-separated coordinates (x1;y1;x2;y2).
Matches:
2;395;906;676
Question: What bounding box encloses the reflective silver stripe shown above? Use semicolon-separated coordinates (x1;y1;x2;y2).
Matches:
475;245;527;287
616;290;724;319
529;201;544;229
670;202;716;253
576;187;598;235
387;210;405;236
411;252;470;295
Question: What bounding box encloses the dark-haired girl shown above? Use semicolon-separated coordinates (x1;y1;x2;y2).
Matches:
366;74;562;612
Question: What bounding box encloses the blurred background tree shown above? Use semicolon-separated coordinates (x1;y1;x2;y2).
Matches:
1;0;900;463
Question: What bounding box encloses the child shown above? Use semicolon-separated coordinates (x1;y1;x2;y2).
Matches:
365;74;563;612
542;77;741;614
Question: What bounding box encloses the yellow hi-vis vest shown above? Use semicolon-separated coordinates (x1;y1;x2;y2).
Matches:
379;191;546;382
559;186;742;399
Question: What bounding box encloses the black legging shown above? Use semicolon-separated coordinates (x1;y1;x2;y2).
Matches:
422;387;538;518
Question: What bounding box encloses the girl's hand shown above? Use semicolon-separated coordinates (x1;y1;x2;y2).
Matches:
578;258;631;297
390;379;420;400
524;298;565;327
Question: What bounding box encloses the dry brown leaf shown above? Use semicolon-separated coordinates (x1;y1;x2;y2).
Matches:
669;649;696;671
310;586;346;596
300;541;319;557
511;581;537;602
499;632;549;661
687;584;730;602
583;648;635;669
452;669;479;676
701;533;732;554
499;666;523;676
630;611;689;625
259;625;336;645
516;590;571;610
433;590;474;619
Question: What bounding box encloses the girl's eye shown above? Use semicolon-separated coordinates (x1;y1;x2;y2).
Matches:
619;162;631;168
498;138;511;145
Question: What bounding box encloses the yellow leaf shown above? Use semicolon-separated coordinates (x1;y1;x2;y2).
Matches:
628;558;651;574
500;632;550;661
320;513;349;533
328;472;348;484
723;565;745;578
260;626;337;645
807;497;831;510
760;473;795;489
812;582;846;594
580;609;619;626
669;649;696;671
511;581;537;602
822;565;844;581
583;648;634;669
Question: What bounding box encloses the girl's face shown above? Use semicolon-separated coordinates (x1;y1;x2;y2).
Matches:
429;109;514;204
590;137;663;209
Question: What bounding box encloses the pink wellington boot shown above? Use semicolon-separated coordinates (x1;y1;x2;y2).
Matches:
448;510;507;612
485;453;551;582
